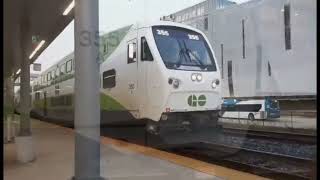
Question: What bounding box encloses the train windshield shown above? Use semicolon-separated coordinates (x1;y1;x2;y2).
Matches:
152;26;216;71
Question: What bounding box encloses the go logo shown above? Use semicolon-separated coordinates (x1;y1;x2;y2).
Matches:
187;95;207;107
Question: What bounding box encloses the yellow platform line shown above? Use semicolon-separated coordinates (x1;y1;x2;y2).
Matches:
101;137;268;180
34;119;268;180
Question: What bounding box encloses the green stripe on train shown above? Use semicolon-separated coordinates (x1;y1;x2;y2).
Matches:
100;93;126;111
33;99;45;109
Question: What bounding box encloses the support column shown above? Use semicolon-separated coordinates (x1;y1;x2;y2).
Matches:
4;76;15;143
19;49;31;136
15;50;35;163
4;78;9;143
15;3;35;162
73;0;102;179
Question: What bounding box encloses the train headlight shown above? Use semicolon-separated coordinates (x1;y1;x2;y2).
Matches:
191;74;197;81
196;74;202;81
173;79;180;89
212;82;217;89
215;79;220;85
212;79;220;89
161;114;168;121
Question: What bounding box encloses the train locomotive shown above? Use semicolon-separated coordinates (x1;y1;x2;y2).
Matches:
18;21;222;134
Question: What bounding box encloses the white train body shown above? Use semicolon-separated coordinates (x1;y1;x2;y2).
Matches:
101;21;222;122
24;21;222;131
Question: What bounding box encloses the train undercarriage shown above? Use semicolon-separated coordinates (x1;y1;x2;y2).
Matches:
146;110;221;135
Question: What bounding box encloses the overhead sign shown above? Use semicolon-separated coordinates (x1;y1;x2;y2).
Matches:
33;63;41;71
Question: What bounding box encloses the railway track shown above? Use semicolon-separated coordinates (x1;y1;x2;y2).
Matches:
37;116;316;179
164;141;315;180
101;125;316;180
151;127;316;179
222;127;317;145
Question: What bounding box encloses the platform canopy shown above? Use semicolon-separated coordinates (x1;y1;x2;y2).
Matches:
4;0;74;79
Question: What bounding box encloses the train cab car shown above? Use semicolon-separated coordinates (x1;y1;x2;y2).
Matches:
26;21;222;134
100;21;222;134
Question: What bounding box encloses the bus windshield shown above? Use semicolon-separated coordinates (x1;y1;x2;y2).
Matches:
270;100;280;109
152;26;216;71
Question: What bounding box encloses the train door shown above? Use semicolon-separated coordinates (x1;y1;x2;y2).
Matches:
137;29;154;118
126;38;139;115
43;91;47;116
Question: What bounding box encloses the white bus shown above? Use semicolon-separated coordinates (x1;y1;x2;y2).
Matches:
220;97;280;120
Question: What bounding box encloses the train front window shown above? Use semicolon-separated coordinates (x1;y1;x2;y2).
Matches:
152;26;216;71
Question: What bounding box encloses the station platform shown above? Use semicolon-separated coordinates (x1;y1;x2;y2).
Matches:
4;117;266;180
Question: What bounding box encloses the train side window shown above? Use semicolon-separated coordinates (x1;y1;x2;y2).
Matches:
72;59;75;71
35;92;41;101
127;43;137;64
103;43;107;53
55;68;60;77
51;70;55;79
66;60;72;73
141;37;153;61
103;69;116;89
65;95;72;106
41;76;45;83
60;63;66;75
47;72;51;81
55;85;60;96
60;96;64;106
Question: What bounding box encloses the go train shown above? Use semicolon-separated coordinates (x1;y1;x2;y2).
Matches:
16;21;222;134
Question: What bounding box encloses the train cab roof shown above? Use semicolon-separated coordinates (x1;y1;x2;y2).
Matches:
134;20;205;34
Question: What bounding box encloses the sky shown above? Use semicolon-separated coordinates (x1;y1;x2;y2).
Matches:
32;0;251;73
